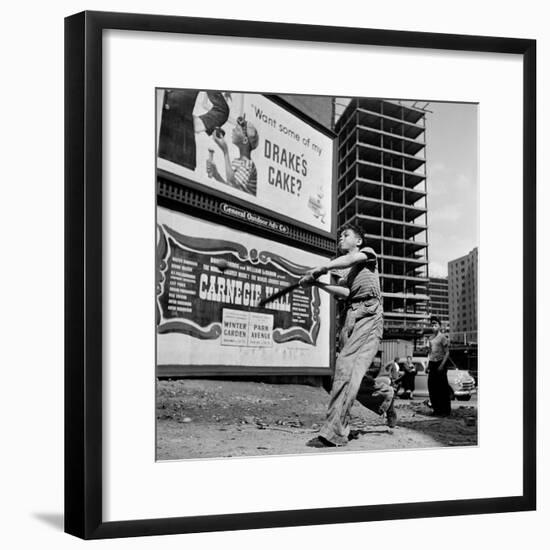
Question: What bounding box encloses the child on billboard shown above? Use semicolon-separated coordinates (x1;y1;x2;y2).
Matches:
206;114;259;197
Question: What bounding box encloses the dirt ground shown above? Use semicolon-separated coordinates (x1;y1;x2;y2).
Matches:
156;379;478;460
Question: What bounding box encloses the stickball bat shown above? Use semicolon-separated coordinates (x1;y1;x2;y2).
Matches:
257;281;304;307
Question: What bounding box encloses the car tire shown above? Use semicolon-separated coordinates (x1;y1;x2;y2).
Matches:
456;395;472;401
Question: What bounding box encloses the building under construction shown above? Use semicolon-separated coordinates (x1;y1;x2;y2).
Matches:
335;98;430;338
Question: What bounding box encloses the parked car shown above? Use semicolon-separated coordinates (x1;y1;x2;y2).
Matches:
395;357;476;401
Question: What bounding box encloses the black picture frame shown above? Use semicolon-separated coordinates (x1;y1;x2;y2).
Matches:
65;10;536;540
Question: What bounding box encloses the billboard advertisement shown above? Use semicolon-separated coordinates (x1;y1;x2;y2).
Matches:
156;90;334;233
156;208;331;369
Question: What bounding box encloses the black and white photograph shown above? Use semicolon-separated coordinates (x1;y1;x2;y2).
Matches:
155;90;479;460
58;6;537;541
1;0;545;545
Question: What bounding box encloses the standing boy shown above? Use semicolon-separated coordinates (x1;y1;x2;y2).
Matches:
427;316;451;416
300;224;396;447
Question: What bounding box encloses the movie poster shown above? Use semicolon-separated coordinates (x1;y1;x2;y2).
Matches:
156;208;331;369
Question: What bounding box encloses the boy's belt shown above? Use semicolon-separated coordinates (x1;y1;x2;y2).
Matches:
345;295;379;306
347;295;378;303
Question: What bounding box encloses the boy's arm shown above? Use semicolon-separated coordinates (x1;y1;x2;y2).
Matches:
221;150;240;187
300;248;375;284
211;133;249;190
207;160;227;184
207;154;247;191
310;280;350;299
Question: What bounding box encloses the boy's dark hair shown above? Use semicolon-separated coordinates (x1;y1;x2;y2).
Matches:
339;223;365;247
430;316;441;325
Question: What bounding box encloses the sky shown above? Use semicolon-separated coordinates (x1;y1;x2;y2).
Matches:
424;102;479;277
333;97;479;278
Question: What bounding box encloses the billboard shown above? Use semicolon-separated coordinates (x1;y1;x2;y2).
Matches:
156;208;331;369
156;90;334;233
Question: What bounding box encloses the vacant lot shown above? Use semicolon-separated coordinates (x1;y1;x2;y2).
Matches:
156;379;477;460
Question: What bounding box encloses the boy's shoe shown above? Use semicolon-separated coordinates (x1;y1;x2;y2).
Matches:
306;436;337;448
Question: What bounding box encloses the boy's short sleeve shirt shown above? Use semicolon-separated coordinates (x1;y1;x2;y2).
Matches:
337;247;381;301
231;158;257;196
428;333;449;362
